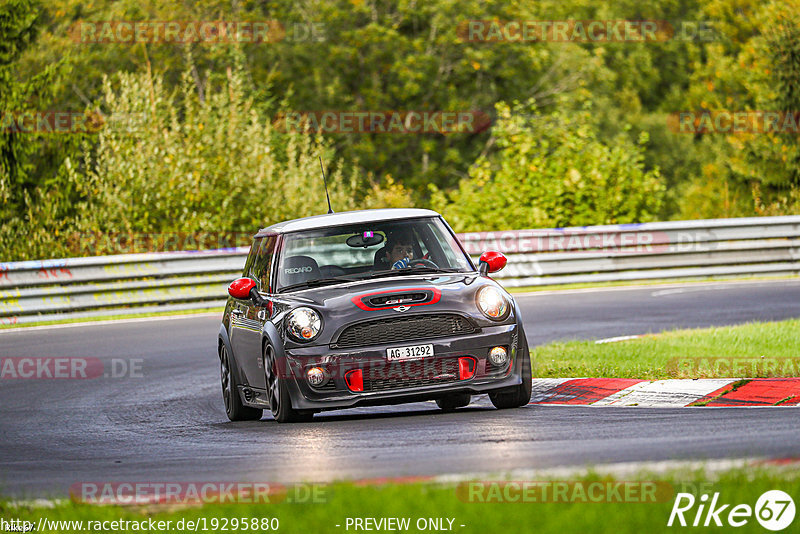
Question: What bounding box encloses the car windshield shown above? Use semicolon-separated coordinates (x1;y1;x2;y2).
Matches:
275;217;473;292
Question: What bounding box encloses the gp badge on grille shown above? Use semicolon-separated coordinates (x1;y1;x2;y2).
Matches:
351;288;440;311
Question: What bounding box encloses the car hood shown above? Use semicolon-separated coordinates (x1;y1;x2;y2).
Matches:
272;272;512;332
270;272;518;348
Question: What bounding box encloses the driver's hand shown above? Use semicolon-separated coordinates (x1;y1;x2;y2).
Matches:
391;257;410;270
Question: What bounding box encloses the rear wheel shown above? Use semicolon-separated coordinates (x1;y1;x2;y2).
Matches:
264;344;314;423
489;340;532;410
220;345;263;421
436;393;471;412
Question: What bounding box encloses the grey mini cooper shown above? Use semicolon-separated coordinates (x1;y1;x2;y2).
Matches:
218;208;532;422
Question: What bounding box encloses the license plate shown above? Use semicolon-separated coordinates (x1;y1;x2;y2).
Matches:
386;344;433;361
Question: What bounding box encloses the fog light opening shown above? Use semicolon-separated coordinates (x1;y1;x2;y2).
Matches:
488;346;509;366
307;367;327;387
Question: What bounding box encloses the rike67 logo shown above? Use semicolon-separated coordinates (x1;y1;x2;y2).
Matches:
668;490;796;531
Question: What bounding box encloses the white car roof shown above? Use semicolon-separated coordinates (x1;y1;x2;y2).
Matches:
256;208;441;236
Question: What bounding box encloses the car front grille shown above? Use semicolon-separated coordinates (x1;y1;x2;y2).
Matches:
363;358;461;392
333;313;477;348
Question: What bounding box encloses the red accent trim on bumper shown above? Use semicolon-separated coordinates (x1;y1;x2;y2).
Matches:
345;369;364;392
459;356;477;380
351;287;441;311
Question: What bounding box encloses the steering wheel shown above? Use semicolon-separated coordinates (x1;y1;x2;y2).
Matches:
408;258;439;269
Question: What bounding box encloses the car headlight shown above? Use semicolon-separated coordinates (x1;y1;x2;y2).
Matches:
286;307;322;341
476;286;509;320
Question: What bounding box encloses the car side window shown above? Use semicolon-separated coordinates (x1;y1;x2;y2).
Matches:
251;236;277;292
242;237;262;277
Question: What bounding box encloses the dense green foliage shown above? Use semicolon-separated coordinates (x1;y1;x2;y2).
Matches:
66;52;357;243
2;0;800;259
0;0;84;259
432;99;663;230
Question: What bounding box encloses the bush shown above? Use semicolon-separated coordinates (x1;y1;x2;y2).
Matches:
0;51;412;260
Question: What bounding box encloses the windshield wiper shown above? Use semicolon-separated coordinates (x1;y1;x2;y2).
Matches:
406;266;460;274
278;277;353;293
367;270;404;279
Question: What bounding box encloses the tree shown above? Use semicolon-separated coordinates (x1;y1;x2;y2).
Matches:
673;0;800;218
431;99;664;231
0;0;51;209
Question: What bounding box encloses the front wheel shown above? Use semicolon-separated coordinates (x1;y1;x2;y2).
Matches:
489;341;532;410
220;345;263;421
264;344;314;423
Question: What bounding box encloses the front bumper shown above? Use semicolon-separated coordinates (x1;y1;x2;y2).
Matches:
282;323;522;410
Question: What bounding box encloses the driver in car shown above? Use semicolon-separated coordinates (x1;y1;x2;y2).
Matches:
385;232;416;270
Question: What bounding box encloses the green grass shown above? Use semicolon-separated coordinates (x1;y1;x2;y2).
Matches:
507;274;800;294
531;318;800;379
3;467;799;534
0;307;222;330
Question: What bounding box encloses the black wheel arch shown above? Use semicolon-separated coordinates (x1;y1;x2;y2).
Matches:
260;320;286;363
218;324;249;402
218;324;232;361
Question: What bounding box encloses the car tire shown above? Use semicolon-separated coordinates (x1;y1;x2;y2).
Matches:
489;337;532;410
436;394;471;412
220;344;263;421
264;343;314;423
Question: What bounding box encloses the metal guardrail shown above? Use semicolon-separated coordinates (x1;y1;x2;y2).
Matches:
458;216;800;287
1;216;799;324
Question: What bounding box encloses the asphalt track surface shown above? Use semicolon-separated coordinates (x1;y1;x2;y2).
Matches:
2;279;800;497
